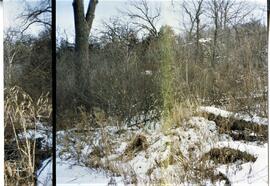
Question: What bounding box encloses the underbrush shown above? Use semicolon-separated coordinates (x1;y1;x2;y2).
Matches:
4;86;51;185
202;111;268;142
203;147;256;164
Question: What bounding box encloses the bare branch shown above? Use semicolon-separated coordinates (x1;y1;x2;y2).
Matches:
121;0;161;37
86;0;98;28
20;0;51;33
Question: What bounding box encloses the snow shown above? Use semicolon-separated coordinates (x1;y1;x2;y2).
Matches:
200;106;268;125
56;117;220;185
216;142;268;186
16;122;53;185
144;70;153;75
197;107;268;185
55;107;268;185
18;129;45;140
17;121;53;150
37;158;52;186
54;129;125;185
56;158;121;185
37;143;125;185
199;37;211;43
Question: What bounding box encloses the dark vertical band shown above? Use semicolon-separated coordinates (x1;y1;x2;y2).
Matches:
267;0;270;183
51;0;56;185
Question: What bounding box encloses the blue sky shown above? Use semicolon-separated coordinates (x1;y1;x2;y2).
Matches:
56;0;267;42
4;0;267;41
56;0;181;42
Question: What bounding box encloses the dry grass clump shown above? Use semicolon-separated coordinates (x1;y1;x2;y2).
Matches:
57;106;111;130
167;149;232;185
162;98;199;132
202;112;268;141
85;146;105;169
123;134;149;161
4;86;51;185
57;106;96;130
171;99;199;125
203;147;256;164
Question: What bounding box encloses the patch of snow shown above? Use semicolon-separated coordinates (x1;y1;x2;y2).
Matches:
199;37;211;43
115;142;127;154
37;158;52;186
17;122;53;185
17;121;52;149
18;129;45;140
200;106;268;125
144;70;153;75
215;142;268;186
56;157;124;185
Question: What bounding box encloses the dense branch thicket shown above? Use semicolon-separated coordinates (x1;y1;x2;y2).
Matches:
4;29;52;99
57;23;267;129
57;0;267;129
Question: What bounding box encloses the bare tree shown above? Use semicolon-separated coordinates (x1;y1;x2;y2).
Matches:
122;0;161;37
4;29;32;87
4;30;20;85
100;17;138;53
182;0;205;63
182;0;204;39
206;0;253;66
20;0;52;33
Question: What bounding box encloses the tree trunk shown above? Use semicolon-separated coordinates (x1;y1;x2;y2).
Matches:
73;0;89;83
72;0;98;104
195;17;201;63
211;9;218;68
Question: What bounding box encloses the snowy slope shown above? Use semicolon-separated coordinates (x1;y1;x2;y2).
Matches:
41;106;268;185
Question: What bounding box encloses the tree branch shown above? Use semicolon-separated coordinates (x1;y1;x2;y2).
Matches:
86;0;98;29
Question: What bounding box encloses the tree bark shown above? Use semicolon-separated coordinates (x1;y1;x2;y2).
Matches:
72;0;98;104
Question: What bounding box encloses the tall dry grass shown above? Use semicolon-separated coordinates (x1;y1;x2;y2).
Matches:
4;86;51;185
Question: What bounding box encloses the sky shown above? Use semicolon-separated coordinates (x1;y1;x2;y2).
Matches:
4;1;46;36
56;0;267;43
56;0;181;42
3;0;268;41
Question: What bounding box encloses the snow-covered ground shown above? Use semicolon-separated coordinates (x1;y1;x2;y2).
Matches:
54;106;268;185
56;158;124;186
216;142;268;186
37;158;52;186
200;106;268;125
18;121;53;150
